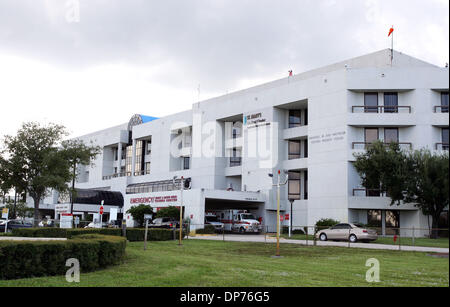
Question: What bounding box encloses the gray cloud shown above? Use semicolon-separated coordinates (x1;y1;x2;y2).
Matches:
0;0;448;94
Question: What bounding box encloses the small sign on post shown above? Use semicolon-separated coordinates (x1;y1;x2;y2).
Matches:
2;208;9;233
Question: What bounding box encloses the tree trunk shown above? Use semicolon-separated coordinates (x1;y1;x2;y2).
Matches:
430;214;440;239
33;197;40;227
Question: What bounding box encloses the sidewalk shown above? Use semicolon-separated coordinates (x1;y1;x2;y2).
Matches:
189;234;449;254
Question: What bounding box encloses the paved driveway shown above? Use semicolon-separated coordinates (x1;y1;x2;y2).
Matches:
189;234;449;254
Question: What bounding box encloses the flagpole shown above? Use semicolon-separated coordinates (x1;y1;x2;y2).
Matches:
391;25;394;66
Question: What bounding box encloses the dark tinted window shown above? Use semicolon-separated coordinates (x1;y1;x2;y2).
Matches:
365;128;379;143
289;110;301;128
288;140;301;160
364;93;378;113
384;128;399;143
442;92;449;113
443;128;449;144
384;92;398;113
288;171;301;200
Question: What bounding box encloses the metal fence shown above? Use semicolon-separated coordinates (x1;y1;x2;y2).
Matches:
182;223;449;249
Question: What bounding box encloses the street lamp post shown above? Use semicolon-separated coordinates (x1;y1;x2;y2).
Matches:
173;176;184;246
289;199;294;238
269;170;288;257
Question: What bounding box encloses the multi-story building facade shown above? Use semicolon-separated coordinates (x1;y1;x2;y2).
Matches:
34;49;449;235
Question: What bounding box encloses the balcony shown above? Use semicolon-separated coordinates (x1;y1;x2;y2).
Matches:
283;125;308;140
102;172;131;180
229;157;242;167
348;106;415;127
352;142;412;150
352;188;387;197
134;169;151;176
435;143;449;151
434;105;449;113
351;106;411;113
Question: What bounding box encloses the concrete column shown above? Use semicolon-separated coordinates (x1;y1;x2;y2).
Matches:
131;139;136;176
117;143;122;173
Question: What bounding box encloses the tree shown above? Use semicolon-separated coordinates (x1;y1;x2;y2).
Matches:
354;141;449;238
60;139;100;214
1;122;71;226
126;204;154;227
403;150;449;238
155;206;180;220
0;200;33;219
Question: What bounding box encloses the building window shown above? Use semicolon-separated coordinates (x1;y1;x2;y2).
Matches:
232;122;242;139
113;148;118;161
230;149;241;167
134;140;143;175
441;92;449;113
303;140;308;158
443;128;449;150
288;171;301;200
183;157;190;170
288;140;301;160
145;162;151;175
384;92;398;113
364;128;379;144
386;210;400;235
364;93;378;113
367;210;382;228
125;145;133;176
289;110;301;128
304;170;308;200
304;109;308;126
146;139;152;155
384;128;399;143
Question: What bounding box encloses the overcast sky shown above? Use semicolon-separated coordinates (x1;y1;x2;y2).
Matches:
0;0;448;139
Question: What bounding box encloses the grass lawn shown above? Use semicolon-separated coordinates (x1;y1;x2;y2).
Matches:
0;239;448;287
280;234;449;248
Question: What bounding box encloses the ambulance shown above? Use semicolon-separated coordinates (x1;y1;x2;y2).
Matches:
207;210;262;233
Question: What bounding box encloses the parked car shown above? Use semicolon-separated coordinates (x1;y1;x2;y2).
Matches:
84;221;108;228
38;219;56;227
204;215;224;231
0;219;33;232
315;223;378;243
148;217;179;229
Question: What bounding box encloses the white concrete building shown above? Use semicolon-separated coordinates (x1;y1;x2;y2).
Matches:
35;49;449;235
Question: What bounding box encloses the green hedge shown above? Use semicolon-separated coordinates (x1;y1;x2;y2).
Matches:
195;225;216;234
0;234;126;280
11;227;185;242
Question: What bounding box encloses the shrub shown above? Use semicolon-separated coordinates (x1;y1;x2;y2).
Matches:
195;225;216;234
281;226;305;235
0;234;126;280
126;204;154;227
11;227;185;242
315;218;340;229
155;206;180;220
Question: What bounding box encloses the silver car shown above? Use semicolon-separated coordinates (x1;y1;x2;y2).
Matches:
315;223;378;243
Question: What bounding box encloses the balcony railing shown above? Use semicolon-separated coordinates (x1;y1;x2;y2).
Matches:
102;172;131;180
436;143;449;151
434;105;449;113
352;142;412;150
352;188;388;197
229;157;242;167
351;106;411;113
134;169;151;176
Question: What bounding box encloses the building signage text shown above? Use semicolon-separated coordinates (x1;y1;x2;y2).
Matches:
130;195;178;204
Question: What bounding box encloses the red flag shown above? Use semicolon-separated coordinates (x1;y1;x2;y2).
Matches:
388;26;394;37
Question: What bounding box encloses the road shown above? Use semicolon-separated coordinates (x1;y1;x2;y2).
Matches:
189;234;449;254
